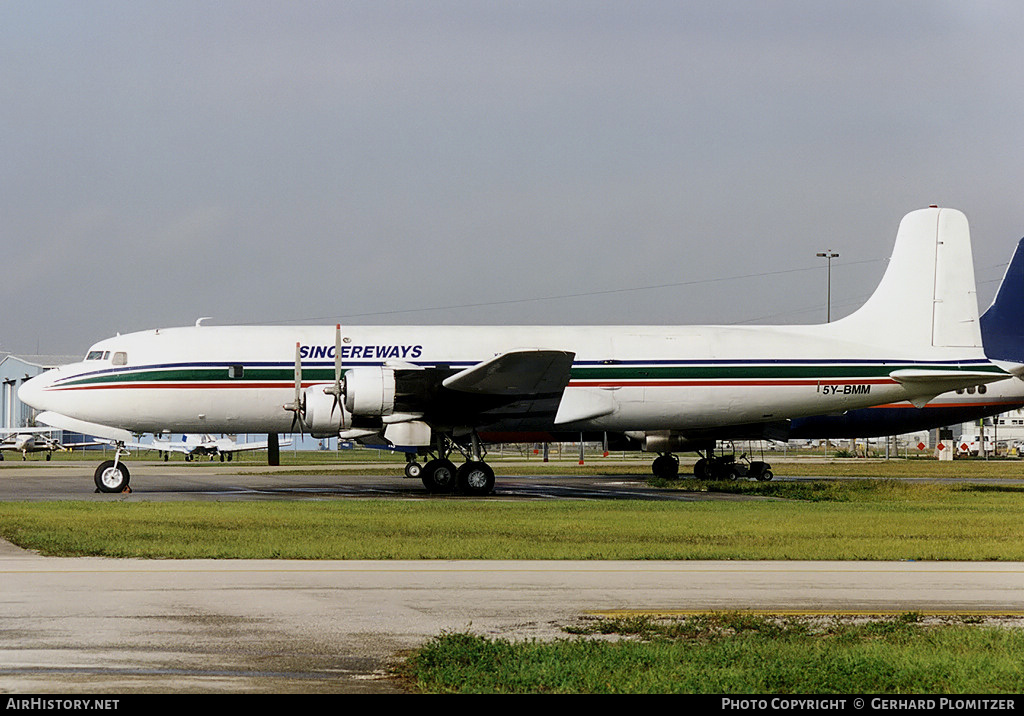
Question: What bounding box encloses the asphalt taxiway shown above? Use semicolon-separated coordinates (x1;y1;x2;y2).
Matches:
0;461;763;502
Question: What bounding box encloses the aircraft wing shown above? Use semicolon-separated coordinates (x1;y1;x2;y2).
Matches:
0;426;57;435
152;440;194;454
56;438;109;449
441;350;575;395
215;438;291;453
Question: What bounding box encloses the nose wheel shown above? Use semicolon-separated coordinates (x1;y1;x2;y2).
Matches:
94;460;131;493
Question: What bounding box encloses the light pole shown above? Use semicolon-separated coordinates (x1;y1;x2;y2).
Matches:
816;250;839;322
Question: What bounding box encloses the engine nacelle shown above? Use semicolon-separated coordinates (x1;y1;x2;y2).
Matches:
304;386;352;438
343;367;396;417
625;431;715;454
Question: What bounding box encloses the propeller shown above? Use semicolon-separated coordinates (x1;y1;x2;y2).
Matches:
324;324;346;429
283;342;307;436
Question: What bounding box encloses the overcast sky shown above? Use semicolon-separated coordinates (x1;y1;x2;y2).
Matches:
4;1;1024;355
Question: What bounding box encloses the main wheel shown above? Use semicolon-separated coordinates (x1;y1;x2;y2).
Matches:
457;461;495;496
94;460;131;493
404;461;423;479
420;459;457;493
651;454;679;479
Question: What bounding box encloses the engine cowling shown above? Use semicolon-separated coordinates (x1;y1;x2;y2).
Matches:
626;431;715;454
343;367;396;417
304;387;352;438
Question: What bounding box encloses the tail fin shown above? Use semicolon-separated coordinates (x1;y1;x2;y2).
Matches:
980;237;1024;373
830;207;982;351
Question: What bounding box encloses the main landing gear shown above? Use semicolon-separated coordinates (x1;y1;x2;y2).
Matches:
650;447;774;481
403;432;496;496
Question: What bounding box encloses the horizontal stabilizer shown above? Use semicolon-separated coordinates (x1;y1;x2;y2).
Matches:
888;369;1010;408
442;349;575;395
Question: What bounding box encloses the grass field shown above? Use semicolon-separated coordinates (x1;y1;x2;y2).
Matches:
1;479;1023;560
4;465;1023;694
400;613;1024;693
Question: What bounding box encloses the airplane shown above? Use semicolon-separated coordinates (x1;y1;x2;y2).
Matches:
0;427;66;460
533;236;1024;478
0;426;103;460
148;433;290;462
19;206;1018;495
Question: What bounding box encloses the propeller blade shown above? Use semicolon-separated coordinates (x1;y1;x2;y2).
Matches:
294;342;302;403
329;324;346;429
284;341;307;437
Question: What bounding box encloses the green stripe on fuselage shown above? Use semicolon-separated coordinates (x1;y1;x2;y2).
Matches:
56;362;1005;388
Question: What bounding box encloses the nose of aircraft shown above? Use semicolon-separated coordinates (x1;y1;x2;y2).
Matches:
18;371;53;411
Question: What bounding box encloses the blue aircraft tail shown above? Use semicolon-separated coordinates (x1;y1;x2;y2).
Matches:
980;237;1024;366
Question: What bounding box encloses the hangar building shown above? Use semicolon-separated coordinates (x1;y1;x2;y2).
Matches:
1;353;77;429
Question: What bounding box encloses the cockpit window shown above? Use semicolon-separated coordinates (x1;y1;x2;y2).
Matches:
85;350;123;363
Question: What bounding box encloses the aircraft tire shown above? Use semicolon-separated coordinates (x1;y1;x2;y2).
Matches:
693;458;708;479
456;461;495;496
404;461;422;479
651;454;679;479
420;459;457;493
94;460;131;493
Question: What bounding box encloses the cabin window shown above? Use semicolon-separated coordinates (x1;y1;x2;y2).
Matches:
978;384;987;394
228;365;244;379
112;352;127;366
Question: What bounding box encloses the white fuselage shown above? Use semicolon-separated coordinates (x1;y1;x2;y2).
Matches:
18;322;1002;436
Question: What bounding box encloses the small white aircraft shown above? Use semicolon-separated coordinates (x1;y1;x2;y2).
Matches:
0;426;102;460
20;207;1019;494
0;428;66;460
150;433;290;462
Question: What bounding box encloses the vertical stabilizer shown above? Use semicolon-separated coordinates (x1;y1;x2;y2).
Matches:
830;207;982;350
980;238;1024;373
